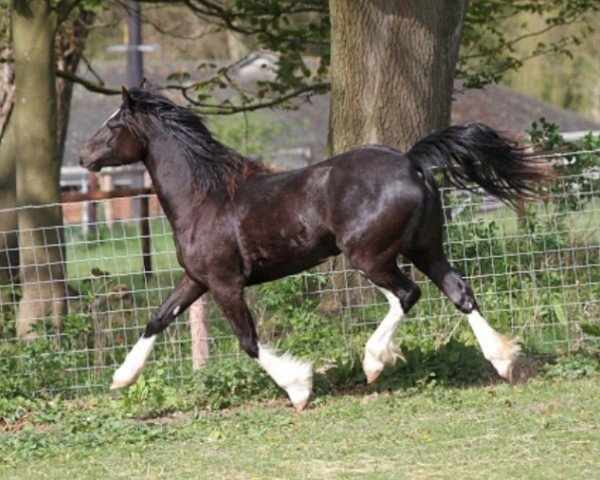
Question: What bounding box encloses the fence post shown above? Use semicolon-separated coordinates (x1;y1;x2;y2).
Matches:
190;298;209;369
139;195;152;279
87;172;98;237
101;173;114;229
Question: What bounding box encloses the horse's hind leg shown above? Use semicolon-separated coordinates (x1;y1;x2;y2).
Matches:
111;273;207;389
350;260;421;383
409;251;520;381
210;282;313;410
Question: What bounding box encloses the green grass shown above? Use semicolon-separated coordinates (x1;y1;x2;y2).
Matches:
2;372;599;479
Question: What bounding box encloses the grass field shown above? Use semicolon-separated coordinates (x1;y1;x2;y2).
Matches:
2;372;598;480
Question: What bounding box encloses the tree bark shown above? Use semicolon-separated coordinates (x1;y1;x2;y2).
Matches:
323;0;469;313
0;8;18;285
328;0;469;154
12;0;66;336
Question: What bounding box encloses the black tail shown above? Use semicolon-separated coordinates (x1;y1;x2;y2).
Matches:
407;122;554;206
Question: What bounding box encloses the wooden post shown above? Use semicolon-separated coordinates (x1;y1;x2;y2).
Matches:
190;298;209;369
140;194;152;279
102;174;114;229
87;172;98;237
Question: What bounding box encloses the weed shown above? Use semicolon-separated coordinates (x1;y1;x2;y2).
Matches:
0;339;71;398
119;364;179;418
192;356;280;409
540;354;599;379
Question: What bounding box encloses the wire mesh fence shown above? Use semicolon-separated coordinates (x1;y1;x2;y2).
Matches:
0;150;598;396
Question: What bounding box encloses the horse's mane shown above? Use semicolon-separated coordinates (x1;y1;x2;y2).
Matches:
126;88;268;194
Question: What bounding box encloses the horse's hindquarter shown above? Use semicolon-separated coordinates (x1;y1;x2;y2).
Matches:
325;148;430;255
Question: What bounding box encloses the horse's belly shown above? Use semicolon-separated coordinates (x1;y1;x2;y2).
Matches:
245;234;340;285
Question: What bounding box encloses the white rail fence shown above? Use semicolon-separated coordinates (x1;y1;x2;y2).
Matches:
0;151;598;395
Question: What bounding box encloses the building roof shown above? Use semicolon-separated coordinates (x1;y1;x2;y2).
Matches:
451;81;599;137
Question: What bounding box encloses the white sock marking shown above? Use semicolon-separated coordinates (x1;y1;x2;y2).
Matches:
467;310;520;380
256;344;313;410
363;288;404;384
111;335;157;389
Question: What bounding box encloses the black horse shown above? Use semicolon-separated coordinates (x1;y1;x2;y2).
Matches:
80;88;552;409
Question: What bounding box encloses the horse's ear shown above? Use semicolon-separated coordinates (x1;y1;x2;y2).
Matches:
121;86;133;111
140;77;155;90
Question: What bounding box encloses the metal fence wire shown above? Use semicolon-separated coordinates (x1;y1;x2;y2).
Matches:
0;150;598;395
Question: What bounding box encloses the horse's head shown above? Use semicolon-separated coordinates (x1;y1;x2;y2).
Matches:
79;87;145;172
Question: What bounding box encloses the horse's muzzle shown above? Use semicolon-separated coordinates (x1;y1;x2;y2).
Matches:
79;154;101;172
79;143;103;172
81;160;101;172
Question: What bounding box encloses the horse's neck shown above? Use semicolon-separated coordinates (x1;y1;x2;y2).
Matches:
144;145;204;233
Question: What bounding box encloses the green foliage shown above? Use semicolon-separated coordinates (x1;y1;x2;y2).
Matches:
527;118;599;211
460;0;597;89
0;378;598;476
391;339;490;387
119;364;179;418
193;356;279;409
540;354;599;379
0;339;71;398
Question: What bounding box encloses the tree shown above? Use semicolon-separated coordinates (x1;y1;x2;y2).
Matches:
7;0;86;335
328;0;469;154
12;0;63;335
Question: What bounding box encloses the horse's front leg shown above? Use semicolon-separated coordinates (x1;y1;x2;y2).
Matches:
211;282;313;410
111;273;207;389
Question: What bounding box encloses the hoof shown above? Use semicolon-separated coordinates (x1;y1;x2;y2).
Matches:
363;343;403;384
110;380;131;390
487;336;521;382
109;335;156;391
110;367;142;390
363;354;385;384
256;345;313;410
287;384;312;411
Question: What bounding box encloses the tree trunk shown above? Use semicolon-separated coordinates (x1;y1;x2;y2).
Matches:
328;0;469;154
0;8;18;285
323;0;469;313
12;0;66;336
2;5;93;295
